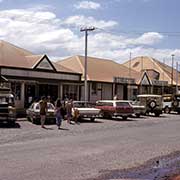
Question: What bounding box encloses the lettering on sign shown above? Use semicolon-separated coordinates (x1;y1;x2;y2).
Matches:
152;80;168;86
113;77;135;84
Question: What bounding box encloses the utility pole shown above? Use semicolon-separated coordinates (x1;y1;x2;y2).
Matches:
128;52;132;99
171;54;175;93
140;56;143;94
80;26;95;102
176;61;179;94
162;58;165;95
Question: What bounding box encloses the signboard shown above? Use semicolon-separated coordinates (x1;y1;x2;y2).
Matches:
152;80;168;86
113;77;135;84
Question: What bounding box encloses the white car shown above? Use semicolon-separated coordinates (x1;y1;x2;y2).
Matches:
72;101;100;121
26;102;55;124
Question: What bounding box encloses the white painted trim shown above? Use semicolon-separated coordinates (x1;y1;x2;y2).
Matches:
1;68;80;81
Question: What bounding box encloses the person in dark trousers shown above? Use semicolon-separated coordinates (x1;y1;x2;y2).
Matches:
55;99;63;129
39;96;47;128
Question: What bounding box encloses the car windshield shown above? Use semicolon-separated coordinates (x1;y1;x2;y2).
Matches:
163;96;172;102
35;103;54;110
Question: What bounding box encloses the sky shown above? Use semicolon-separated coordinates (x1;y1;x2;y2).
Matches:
0;0;180;65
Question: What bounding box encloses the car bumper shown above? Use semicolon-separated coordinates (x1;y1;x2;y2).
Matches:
0;115;16;122
80;114;99;118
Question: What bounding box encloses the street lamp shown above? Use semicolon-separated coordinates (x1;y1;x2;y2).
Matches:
80;26;95;102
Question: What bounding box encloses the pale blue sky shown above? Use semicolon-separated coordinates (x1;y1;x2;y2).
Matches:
0;0;180;64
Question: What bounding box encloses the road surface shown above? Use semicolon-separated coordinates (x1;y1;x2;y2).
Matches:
0;114;179;180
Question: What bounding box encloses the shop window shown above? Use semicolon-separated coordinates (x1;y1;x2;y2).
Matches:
11;82;21;100
63;85;78;100
92;82;97;95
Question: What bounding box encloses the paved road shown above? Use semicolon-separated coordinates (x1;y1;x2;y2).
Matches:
0;114;180;180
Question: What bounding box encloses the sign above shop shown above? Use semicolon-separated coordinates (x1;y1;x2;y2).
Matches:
151;80;168;86
113;77;135;84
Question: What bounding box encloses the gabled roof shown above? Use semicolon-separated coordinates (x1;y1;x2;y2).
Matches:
32;54;56;71
0;40;33;68
138;71;152;85
123;56;180;85
0;40;77;74
57;55;140;83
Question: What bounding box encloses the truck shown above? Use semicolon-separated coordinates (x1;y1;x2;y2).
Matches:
0;83;16;125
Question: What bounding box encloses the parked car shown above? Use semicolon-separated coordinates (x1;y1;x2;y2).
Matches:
72;101;100;122
26;102;55;124
0;91;16;125
137;94;163;117
127;100;146;117
162;94;173;113
162;94;180;114
95;100;134;120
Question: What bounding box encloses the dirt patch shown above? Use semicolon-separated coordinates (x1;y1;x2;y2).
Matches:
87;151;180;180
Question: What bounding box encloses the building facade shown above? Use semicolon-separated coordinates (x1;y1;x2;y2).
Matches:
57;55;140;102
0;41;81;109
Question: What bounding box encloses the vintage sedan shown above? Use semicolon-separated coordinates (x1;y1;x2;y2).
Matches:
95;100;134;120
72;101;101;121
26;102;55;124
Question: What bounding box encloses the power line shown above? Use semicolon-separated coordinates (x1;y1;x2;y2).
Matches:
94;27;180;37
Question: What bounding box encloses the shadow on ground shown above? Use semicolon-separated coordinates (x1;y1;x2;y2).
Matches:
78;118;104;124
0;122;21;129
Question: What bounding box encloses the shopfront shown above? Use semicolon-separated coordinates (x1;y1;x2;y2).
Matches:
1;66;81;109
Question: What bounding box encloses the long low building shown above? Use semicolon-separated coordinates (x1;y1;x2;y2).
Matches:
123;56;180;94
1;40;179;110
0;40;81;109
57;55;141;101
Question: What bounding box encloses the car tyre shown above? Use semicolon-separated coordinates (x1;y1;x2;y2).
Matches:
172;100;179;107
90;117;95;122
122;116;127;120
31;117;36;124
8;120;15;126
155;113;160;117
135;114;140;118
102;112;112;119
164;106;170;114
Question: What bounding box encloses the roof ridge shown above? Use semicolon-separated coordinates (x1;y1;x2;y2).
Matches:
53;61;77;73
76;55;90;80
149;57;173;83
0;40;33;56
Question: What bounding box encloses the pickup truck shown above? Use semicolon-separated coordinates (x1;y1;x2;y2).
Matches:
72;101;100;121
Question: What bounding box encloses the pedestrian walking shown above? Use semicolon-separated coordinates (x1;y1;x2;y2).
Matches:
65;99;73;124
39;96;47;128
55;99;63;129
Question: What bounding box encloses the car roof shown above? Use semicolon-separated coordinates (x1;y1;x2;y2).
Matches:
73;101;90;103
137;94;162;98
